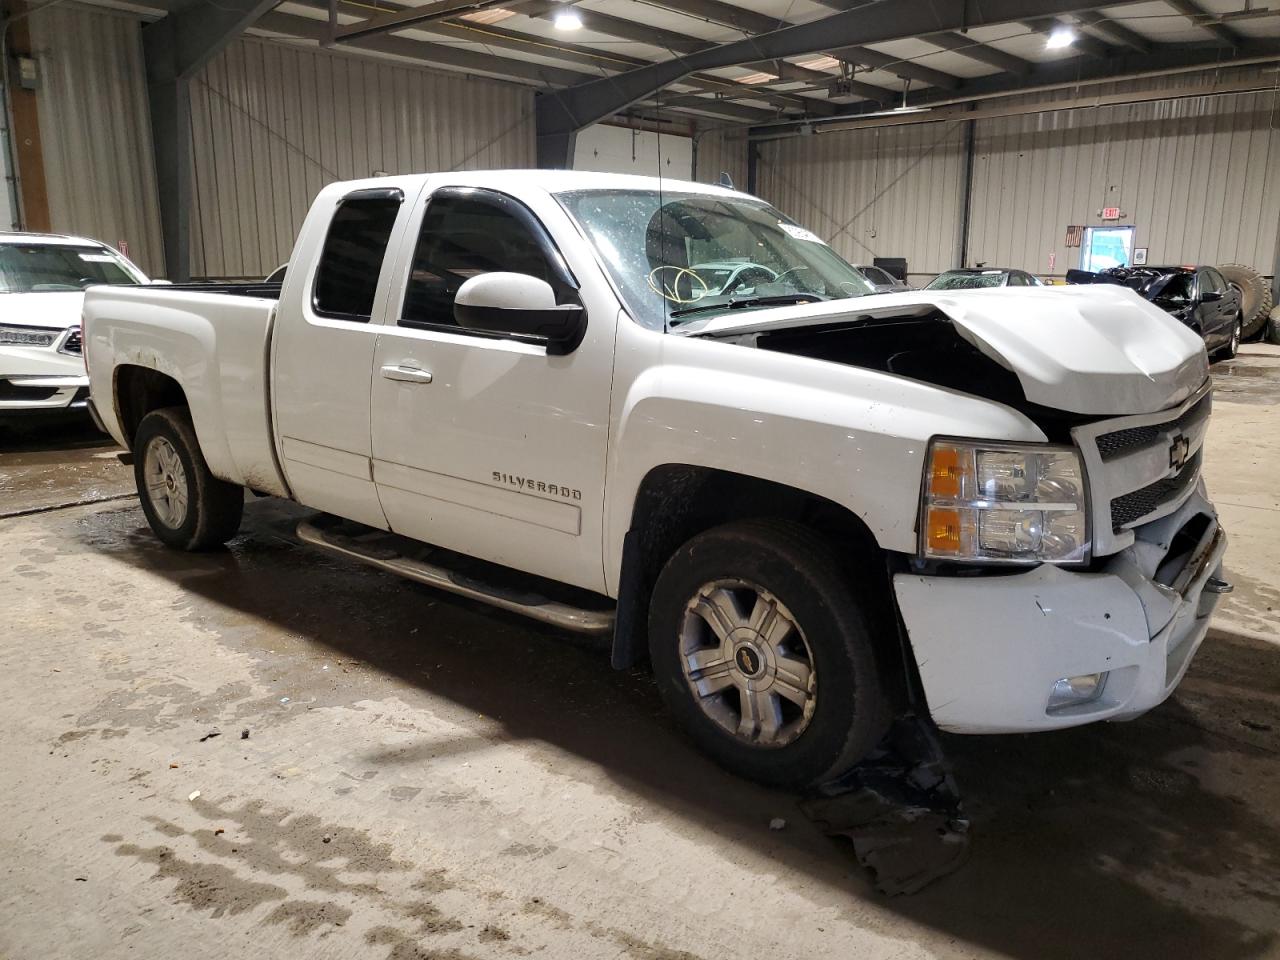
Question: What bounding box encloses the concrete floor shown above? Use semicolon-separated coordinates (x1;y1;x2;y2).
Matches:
2;348;1279;960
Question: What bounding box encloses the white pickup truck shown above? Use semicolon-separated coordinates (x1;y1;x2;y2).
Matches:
84;171;1229;787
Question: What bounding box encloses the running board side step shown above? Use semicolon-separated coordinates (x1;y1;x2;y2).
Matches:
296;518;616;636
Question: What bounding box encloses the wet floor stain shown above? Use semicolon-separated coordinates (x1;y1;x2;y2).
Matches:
1213;352;1280;405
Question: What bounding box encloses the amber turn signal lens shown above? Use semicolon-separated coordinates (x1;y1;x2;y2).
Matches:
929;446;963;499
926;507;962;554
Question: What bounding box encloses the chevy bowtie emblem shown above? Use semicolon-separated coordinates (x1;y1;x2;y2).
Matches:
1169;434;1191;471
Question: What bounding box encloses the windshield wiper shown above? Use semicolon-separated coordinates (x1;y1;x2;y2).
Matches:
669;292;827;321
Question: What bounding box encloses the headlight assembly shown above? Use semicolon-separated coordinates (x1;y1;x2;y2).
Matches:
0;324;60;347
920;439;1090;564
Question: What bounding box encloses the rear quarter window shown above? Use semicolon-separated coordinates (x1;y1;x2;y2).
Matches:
313;193;403;322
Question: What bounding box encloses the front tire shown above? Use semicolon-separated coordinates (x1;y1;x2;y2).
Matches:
134;407;243;551
648;519;891;788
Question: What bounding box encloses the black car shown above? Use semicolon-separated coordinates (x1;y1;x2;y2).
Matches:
1067;265;1243;361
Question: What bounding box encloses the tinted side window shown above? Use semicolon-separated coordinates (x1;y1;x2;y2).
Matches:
1205;268;1227;294
1007;273;1026;286
402;195;564;328
863;266;890;284
314;194;402;322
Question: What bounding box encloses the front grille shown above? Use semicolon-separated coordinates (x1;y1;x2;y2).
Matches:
60;326;82;355
0;381;58;401
1096;393;1209;462
1110;450;1202;530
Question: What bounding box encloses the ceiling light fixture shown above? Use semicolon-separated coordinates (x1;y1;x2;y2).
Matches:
1045;26;1076;49
553;5;583;29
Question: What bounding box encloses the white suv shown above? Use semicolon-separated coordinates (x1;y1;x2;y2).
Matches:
0;232;150;417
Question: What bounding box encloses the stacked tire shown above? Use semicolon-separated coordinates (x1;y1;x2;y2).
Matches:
1217;263;1274;340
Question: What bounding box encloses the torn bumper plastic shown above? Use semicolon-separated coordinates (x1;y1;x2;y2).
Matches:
894;484;1227;734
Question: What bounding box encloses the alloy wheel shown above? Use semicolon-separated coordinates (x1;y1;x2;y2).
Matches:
678;580;817;748
143;436;189;529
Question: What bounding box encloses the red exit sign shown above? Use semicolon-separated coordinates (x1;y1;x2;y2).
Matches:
1101;207;1121;221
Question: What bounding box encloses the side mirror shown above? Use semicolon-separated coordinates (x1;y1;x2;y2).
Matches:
454;272;585;355
1201;290;1223;302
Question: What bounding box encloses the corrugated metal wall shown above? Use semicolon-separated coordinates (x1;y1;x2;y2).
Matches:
755;122;968;276
967;68;1280;275
189;37;536;277
28;4;164;276
694;128;749;190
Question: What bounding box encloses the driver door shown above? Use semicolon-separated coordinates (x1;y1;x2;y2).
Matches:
369;186;616;594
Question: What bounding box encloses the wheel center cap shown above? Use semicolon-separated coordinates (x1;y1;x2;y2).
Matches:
733;643;765;679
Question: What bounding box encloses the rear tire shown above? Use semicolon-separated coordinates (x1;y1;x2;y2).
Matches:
648;519;891;788
134;407;243;551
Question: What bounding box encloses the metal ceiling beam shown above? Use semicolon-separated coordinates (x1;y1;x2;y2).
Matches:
1022;17;1115;58
512;0;707;53
654;92;785;121
512;0;903;99
923;31;1033;74
766;72;1280;135
256;9;593;86
535;0;1121;158
1073;10;1152;52
332;0;509;43
1164;0;1243;47
828;44;962;88
630;0;784;35
291;0;829;114
761;38;1280;130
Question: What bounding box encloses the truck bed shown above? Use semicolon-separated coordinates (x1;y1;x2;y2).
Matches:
158;281;283;300
83;284;288;498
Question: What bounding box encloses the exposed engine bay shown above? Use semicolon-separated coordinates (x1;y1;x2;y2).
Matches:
703;311;1089;440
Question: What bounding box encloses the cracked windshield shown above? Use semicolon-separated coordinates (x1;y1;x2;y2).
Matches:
557;189;874;329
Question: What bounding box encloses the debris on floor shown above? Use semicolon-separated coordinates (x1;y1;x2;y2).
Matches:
199;729;221;742
800;716;969;896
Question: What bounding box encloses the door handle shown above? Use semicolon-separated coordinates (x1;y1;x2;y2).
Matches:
380;363;433;384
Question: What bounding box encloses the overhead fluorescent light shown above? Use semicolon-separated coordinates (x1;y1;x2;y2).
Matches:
1046;26;1076;49
553;6;582;29
796;55;840;71
738;70;778;85
460;7;516;24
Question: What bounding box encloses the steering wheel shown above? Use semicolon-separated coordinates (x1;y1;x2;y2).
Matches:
721;265;778;296
770;266;811;288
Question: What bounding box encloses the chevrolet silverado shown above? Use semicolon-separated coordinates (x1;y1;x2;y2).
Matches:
83;171;1229;787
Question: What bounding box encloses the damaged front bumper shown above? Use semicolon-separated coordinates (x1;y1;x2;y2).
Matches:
894;484;1226;734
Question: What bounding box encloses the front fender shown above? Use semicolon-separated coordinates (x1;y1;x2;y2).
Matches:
603;332;1047;593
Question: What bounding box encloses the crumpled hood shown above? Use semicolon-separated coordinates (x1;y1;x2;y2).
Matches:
0;291;86;330
685;284;1209;415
